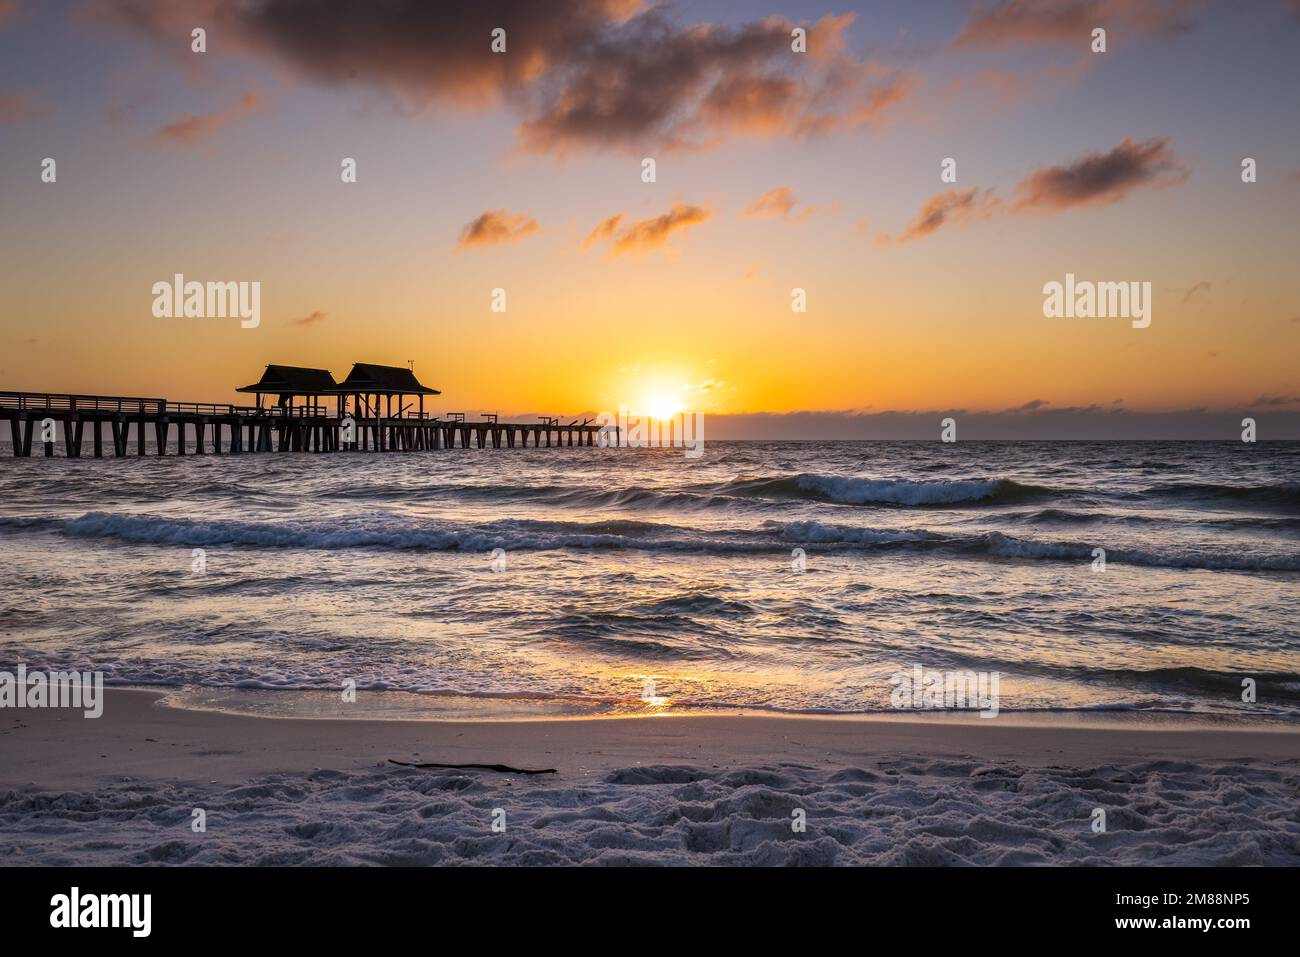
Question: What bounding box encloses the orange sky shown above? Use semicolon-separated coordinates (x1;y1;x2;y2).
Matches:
1;0;1298;433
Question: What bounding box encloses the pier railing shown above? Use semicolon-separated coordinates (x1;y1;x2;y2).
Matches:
0;391;166;415
0;392;291;418
0;392;461;421
0;390;540;423
168;401;322;418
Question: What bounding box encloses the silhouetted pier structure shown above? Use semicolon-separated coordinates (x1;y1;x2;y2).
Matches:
2;363;609;458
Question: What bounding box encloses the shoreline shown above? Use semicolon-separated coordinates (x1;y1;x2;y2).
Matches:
5;687;1298;791
148;684;1300;729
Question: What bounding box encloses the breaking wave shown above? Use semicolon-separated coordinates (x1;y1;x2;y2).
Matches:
714;474;1058;506
48;511;1300;571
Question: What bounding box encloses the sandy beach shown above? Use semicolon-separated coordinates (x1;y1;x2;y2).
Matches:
2;688;1297;866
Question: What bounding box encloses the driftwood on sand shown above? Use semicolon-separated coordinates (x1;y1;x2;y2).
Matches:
388;759;558;775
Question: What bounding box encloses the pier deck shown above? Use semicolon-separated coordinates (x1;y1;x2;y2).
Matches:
1;392;609;457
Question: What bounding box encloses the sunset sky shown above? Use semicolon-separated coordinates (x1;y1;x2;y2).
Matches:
2;0;1298;437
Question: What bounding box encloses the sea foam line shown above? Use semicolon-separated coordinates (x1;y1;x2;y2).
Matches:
25;511;1298;571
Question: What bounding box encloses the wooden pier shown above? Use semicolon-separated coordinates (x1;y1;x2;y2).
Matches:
1;391;609;458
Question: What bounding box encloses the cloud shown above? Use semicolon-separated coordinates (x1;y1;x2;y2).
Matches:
584;203;710;256
886;138;1190;243
456;209;540;250
292;310;327;326
1011;137;1188;211
154;92;261;144
1250;394;1300;407
895;187;1000;242
99;0;637;105
101;2;914;156
888;138;1188;243
740;186;817;222
1181;280;1212;304
520;11;913;154
931;55;1095;113
582;214;624;250
951;0;1203;50
1008;399;1049;412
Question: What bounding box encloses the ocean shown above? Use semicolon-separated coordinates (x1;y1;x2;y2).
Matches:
2;440;1298;720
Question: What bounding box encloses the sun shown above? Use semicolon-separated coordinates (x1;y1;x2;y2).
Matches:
643;395;681;421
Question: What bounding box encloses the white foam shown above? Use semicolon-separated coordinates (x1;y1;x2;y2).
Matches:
796;474;1006;505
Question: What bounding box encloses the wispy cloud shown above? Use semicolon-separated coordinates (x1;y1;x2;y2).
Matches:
456;209;540;250
582;214;624;250
1011;137;1188;211
931;56;1095;113
888;137;1188;243
951;0;1203;50
583;203;710;256
740;186;818;222
153;92;261;144
292;310;327;327
894;187;1000;243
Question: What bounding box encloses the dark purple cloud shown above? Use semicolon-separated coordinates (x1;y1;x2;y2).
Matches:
891;138;1189;243
98;1;913;155
1011;137;1188;211
952;0;1203;50
97;0;634;103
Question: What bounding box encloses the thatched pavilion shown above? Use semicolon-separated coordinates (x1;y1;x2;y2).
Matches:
333;363;441;420
236;365;339;415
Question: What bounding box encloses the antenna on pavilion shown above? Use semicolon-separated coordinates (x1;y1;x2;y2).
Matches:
407;359;414;371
